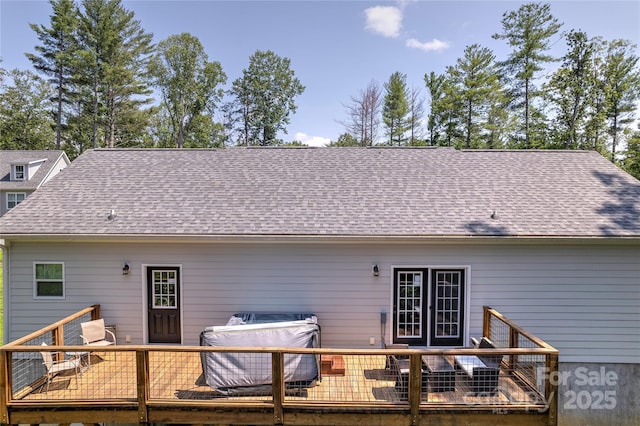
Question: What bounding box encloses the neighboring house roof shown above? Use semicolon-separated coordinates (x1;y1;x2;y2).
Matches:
0;150;70;191
0;147;638;240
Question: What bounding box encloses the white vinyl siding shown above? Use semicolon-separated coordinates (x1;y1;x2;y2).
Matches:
5;241;639;363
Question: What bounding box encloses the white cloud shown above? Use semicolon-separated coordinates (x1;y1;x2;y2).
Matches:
364;6;402;38
295;132;331;147
406;38;450;52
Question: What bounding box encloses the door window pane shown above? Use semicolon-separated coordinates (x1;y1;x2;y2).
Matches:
396;271;423;338
434;271;462;338
152;270;177;308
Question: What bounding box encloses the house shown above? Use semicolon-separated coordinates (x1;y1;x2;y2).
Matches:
0;150;70;216
0;147;638;425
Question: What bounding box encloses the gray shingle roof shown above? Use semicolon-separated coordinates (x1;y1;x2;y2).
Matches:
0;150;69;190
1;147;638;239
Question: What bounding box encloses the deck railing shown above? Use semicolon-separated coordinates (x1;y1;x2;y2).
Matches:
1;306;559;426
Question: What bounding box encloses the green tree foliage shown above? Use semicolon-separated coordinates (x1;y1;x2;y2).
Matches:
0;69;55;150
407;86;425;145
383;71;410;146
230;50;305;146
620;129;640;180
440;77;464;147
583;38;609;155
485;83;513;149
424;71;446;146
601;39;640;161
329;132;360;147
544;30;599;149
26;0;78;149
148;33;226;148
446;44;504;149
75;0;154;149
493;2;562;148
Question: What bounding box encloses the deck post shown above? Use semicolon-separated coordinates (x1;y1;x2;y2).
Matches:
0;350;9;425
52;325;64;362
546;352;559;426
272;352;285;425
409;353;422;425
91;304;101;321
509;326;519;372
136;349;149;424
482;306;491;338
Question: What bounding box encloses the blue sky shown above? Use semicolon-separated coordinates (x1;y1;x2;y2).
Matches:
1;0;639;146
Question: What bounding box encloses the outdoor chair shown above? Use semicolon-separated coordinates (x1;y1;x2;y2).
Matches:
384;343;409;369
39;342;80;391
454;336;503;394
80;318;116;363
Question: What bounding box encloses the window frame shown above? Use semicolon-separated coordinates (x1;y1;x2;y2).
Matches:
6;192;27;209
12;164;26;180
33;262;65;299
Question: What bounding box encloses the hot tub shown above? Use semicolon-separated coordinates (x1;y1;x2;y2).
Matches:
199;315;320;395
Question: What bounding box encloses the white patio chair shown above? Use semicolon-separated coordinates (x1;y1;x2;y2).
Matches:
80;318;116;363
39;342;80;391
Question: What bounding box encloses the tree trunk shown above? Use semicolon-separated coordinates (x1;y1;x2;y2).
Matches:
524;77;530;148
92;81;99;149
56;72;63;150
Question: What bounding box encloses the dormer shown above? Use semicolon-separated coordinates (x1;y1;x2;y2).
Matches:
10;159;47;181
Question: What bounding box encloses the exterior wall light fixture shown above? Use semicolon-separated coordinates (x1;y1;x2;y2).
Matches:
122;263;130;275
372;264;379;277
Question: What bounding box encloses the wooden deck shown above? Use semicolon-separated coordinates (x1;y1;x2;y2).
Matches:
21;351;542;406
1;306;558;425
11;349;551;426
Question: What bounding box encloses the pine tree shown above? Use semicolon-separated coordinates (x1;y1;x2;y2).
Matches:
424;71;446;146
544;30;598;149
601;39;640;162
493;2;562;148
382;71;410;146
407;86;425;145
446;44;503;149
75;0;154;149
26;0;79;149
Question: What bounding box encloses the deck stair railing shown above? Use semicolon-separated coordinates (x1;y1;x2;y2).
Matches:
1;305;559;426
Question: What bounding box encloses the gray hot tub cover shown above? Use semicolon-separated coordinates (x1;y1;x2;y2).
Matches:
199;320;320;395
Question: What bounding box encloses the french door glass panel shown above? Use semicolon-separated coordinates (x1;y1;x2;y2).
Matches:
430;269;465;347
394;270;427;345
434;271;461;338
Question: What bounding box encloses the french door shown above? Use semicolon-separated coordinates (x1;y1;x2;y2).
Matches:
393;268;465;347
